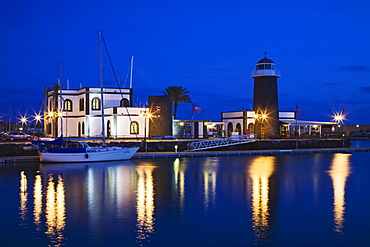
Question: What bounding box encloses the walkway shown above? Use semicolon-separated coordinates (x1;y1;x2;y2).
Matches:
187;134;257;151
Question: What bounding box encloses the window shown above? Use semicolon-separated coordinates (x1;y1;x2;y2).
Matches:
248;123;254;134
227;122;233;137
92;97;101;110
236;123;241;135
265;64;272;69
79;98;84;111
130;121;139;134
120;98;129;107
257;65;264;70
64;99;72;112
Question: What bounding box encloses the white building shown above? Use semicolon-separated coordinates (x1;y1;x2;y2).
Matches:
45;87;149;139
221;110;336;138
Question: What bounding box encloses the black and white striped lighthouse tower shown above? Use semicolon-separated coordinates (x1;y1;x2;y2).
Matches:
251;54;281;139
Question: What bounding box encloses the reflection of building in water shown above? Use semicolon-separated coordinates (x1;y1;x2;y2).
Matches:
33;173;43;231
173;158;186;214
85;164;137;236
136;164;156;243
329;153;351;233
202;158;217;212
19;171;28;226
249;156;275;242
45;175;66;246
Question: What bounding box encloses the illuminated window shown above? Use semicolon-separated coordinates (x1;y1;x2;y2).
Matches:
130;121;139;134
120;98;129;107
92;97;101;110
64;99;72;112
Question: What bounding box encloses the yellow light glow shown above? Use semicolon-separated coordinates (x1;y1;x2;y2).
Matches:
35;114;42;122
249;156;275;241
21;117;27;123
136;164;156;243
33;174;43;230
57;112;63;118
19;171;28;226
45;175;66;245
261;114;267;119
328;153;350;233
48;112;54;117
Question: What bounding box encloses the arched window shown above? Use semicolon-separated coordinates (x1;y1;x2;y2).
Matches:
64;99;72;112
120;98;129;107
227;122;233;137
82;122;85;135
79;98;84;111
92;97;101;110
130;121;139;134
248;123;254;134
236;123;241;135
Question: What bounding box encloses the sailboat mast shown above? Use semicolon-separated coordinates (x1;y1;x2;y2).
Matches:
129;56;134;89
98;31;106;145
58;60;63;137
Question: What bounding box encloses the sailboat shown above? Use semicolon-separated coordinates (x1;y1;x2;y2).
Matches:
32;31;140;163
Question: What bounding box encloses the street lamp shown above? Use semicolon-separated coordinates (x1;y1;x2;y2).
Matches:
19;115;28;132
140;111;152;153
253;113;267;139
34;114;42;133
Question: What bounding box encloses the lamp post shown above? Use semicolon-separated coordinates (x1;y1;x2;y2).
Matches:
140;110;152;153
253;113;267;139
20;116;27;132
34;114;42;133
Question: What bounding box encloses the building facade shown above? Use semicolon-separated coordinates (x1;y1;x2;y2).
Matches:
45;87;152;139
222;110;336;138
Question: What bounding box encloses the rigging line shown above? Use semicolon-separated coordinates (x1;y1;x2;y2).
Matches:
100;32;140;142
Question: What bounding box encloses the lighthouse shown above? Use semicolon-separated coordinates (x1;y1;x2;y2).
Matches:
251;54;281;139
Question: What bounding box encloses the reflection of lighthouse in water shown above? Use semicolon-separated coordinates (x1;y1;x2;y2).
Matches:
249;156;276;242
252;54;281;139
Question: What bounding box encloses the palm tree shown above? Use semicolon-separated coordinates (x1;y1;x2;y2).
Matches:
163;86;192;119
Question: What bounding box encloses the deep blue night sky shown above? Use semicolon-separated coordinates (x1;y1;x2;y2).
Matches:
1;0;370;124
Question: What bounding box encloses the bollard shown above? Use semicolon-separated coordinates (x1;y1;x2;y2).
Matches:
175;145;178;153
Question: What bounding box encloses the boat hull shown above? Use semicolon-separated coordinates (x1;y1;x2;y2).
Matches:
39;147;140;163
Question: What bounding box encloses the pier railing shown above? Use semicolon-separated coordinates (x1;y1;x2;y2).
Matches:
187;134;257;151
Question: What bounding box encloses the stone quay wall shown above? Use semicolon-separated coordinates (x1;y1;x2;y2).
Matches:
0;138;350;157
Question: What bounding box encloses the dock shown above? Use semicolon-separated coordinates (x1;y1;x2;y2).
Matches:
1;147;369;163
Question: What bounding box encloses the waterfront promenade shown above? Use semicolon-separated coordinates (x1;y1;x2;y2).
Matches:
1;147;369;163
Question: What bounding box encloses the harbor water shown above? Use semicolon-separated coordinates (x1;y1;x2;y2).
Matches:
1;141;370;246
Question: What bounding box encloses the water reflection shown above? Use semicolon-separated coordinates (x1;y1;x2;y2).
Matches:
329;153;351;233
19;171;66;246
19;171;28;226
202;158;217;212
173;158;186;214
249;156;275;242
45;175;66;246
136;163;156;244
33;172;43;231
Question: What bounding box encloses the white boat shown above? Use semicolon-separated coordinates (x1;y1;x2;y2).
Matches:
33;31;140;163
34;138;139;163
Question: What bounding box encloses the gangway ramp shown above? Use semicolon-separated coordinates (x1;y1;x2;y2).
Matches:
187;134;257;151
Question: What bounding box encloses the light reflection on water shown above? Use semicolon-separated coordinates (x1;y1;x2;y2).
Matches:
328;153;351;233
45;174;66;246
10;152;370;246
136;163;156;244
249;156;275;242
